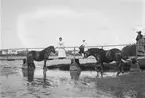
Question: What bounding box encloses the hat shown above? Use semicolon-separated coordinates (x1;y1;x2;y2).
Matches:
137;31;141;34
59;37;62;39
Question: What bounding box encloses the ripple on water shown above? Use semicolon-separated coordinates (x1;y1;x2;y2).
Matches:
0;63;118;98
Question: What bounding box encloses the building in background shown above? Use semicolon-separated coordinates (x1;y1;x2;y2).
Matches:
8;50;18;55
0;50;8;55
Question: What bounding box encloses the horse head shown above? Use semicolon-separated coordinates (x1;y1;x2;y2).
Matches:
50;46;56;54
43;46;56;58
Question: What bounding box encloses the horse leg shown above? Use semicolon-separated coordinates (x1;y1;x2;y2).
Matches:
100;63;104;78
27;63;30;69
43;59;47;70
116;61;122;76
121;62;124;73
95;65;99;77
32;62;35;69
29;60;35;69
27;62;31;69
95;62;101;77
27;54;34;69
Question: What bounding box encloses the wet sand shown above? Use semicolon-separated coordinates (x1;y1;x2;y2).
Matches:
0;60;145;98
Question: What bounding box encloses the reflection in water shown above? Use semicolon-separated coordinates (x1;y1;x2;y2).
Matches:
69;59;81;80
22;68;52;88
22;68;35;84
43;70;47;84
22;68;28;77
3;60;145;98
28;69;35;83
43;70;51;88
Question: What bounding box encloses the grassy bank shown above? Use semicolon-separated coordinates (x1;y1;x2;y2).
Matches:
94;72;145;98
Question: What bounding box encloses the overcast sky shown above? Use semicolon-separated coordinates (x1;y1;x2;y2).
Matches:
1;0;145;49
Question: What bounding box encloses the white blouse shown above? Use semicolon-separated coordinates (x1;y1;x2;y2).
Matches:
58;41;65;48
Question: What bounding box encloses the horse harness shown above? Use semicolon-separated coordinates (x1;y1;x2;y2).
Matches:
106;50;113;61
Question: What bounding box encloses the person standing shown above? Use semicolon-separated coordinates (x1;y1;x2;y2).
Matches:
81;40;88;57
136;30;143;41
82;40;88;50
135;28;145;56
57;37;66;59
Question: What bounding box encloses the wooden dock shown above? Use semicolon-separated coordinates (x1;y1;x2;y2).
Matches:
0;55;95;61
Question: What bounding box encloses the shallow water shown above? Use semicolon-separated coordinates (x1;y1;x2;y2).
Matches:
1;60;139;98
0;61;117;98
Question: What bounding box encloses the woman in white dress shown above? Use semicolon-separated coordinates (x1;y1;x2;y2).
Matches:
82;40;88;51
57;37;66;59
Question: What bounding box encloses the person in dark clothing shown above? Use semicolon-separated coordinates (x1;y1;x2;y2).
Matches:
135;28;145;56
136;31;143;41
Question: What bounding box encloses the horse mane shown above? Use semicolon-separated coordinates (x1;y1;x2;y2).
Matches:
87;48;107;56
44;46;53;50
40;46;54;53
88;48;104;52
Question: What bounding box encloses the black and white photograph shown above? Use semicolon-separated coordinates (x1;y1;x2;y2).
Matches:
0;0;145;98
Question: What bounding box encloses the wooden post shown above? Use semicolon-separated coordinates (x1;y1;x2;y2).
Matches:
136;42;137;58
136;42;141;70
6;49;8;60
26;48;28;56
25;48;28;60
74;47;76;60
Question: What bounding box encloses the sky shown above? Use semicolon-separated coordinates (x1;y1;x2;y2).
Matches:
0;0;145;49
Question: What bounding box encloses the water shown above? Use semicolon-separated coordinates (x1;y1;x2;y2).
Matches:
1;60;144;98
0;61;116;98
0;69;115;98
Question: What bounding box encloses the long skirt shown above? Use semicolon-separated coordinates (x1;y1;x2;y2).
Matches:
136;39;145;56
58;48;66;58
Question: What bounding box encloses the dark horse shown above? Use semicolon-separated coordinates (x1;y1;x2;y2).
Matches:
27;46;56;69
79;46;125;77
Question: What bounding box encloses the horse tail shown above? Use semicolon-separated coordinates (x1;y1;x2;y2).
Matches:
27;52;33;64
